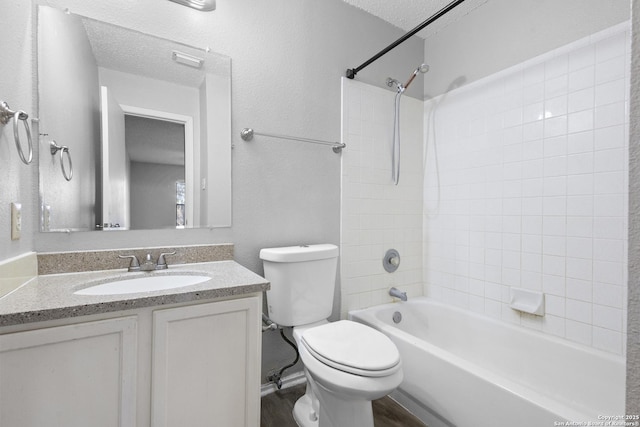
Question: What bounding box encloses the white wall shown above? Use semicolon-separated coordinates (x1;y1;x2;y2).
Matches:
0;1;34;260
98;68;201;144
98;68;202;227
38;7;100;231
424;23;630;355
340;78;424;317
423;0;630;98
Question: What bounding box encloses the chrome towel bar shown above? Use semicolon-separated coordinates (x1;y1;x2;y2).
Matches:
240;128;345;153
0;100;33;165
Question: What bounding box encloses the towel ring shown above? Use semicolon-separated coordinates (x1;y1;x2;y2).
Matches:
13;110;33;165
0;101;33;165
50;140;73;181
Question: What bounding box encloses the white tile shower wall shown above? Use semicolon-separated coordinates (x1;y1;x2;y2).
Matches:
341;78;424;317
423;23;630;355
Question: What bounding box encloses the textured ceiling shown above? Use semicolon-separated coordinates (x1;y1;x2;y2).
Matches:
342;0;488;38
82;16;230;88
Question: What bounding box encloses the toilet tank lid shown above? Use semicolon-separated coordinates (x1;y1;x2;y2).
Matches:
260;244;339;262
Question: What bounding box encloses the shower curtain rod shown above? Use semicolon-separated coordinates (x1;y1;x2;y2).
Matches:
345;0;466;79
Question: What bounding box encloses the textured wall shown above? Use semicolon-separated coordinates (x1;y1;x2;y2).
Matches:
423;0;630;98
2;0;422;382
0;1;35;261
627;0;640;415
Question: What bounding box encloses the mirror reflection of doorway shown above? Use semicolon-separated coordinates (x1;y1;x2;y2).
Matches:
125;115;186;229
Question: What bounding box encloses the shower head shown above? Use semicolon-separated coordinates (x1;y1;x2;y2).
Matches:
404;63;429;90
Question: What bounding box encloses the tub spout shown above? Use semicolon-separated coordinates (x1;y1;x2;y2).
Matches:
389;287;407;301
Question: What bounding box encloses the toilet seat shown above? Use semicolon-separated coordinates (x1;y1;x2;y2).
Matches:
301;320;400;377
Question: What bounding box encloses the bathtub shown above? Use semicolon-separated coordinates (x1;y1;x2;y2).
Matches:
349;297;625;427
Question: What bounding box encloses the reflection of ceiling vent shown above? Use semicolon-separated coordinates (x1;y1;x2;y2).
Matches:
172;51;204;69
168;0;215;11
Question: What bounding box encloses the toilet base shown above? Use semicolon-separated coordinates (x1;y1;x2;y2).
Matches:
293;393;318;427
293;378;320;427
292;372;375;427
314;379;374;427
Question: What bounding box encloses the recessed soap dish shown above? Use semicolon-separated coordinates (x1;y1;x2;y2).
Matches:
510;288;545;316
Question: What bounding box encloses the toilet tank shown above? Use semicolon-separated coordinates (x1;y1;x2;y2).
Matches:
260;244;339;327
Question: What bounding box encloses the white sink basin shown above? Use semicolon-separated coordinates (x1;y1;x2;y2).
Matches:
74;274;211;296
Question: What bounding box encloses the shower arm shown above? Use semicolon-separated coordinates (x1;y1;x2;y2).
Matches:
346;0;465;79
404;72;418;90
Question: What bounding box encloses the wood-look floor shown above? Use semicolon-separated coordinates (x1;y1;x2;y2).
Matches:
260;384;426;427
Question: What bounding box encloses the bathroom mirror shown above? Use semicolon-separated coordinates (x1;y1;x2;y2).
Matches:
37;5;231;231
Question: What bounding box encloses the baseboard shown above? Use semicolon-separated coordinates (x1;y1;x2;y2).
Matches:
260;371;307;397
390;388;451;427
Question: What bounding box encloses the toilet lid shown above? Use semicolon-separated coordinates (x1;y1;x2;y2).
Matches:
301;320;400;377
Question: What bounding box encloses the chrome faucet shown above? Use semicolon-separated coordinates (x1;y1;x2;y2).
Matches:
389;287;407;301
156;251;176;270
118;254;141;272
118;251;176;272
140;253;157;271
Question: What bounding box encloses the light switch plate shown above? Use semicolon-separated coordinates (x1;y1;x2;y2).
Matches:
11;202;21;240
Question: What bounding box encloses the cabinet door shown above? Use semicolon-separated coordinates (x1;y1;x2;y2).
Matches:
0;317;137;427
152;296;261;427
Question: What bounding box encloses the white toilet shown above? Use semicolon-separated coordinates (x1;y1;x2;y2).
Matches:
260;244;403;427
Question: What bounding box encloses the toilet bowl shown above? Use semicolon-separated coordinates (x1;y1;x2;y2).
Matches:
294;320;402;427
292;321;403;427
260;244;403;427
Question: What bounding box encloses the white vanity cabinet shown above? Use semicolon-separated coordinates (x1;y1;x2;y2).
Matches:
0;294;262;427
151;296;261;427
0;316;138;427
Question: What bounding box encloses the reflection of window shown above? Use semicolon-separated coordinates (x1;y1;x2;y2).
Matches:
176;181;185;228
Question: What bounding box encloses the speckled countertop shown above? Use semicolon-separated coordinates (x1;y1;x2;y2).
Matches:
0;261;269;327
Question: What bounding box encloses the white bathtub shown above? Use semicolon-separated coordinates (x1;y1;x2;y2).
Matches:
349;297;625;427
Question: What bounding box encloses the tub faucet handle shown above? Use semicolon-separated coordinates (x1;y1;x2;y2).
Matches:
383;249;401;273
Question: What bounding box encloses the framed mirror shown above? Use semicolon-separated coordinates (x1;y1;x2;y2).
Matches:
36;5;231;231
